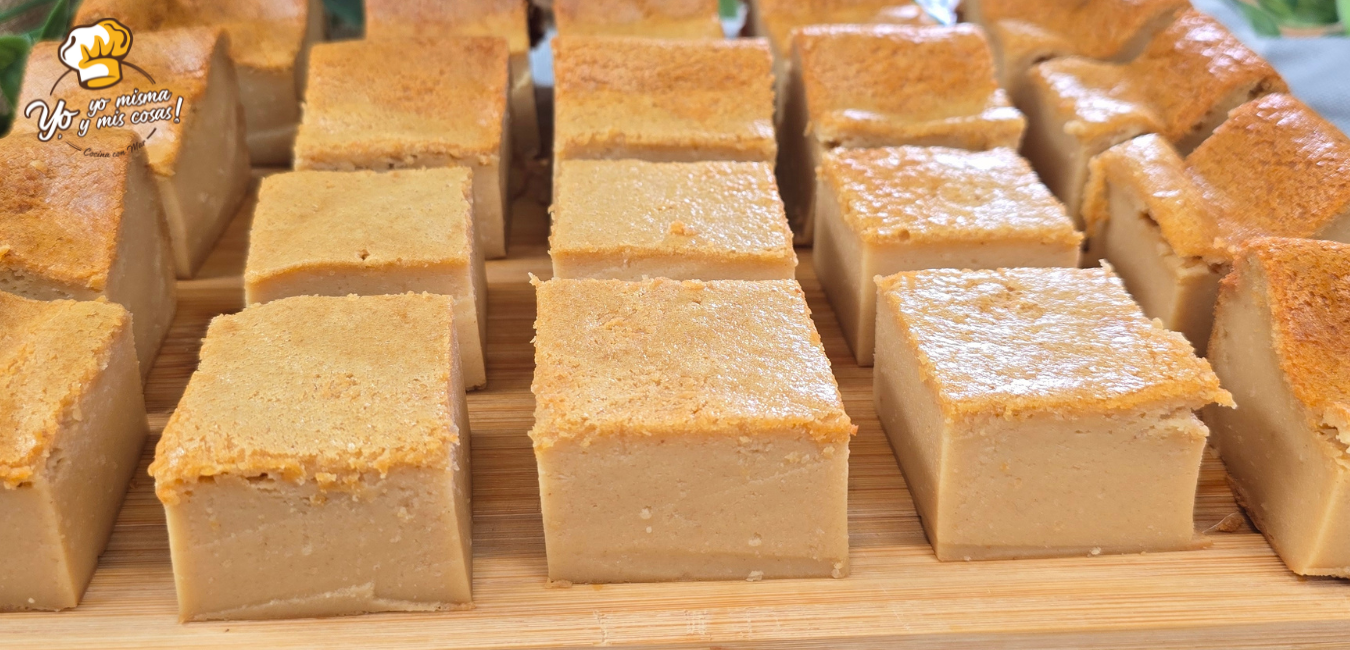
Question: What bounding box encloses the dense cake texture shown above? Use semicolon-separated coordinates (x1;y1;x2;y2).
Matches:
874;267;1230;561
552;36;776;165
971;0;1187;95
531;278;853;583
1020;10;1286;220
1081;93;1350;351
151;294;473;620
0;295;146;610
0;130;177;379
294;37;512;258
364;0;539;157
555;0;724;38
814;146;1080;365
244;169;487;388
18;27;250;278
75;0;324;164
1206;238;1350;577
779;23;1024;242
550;160;796;280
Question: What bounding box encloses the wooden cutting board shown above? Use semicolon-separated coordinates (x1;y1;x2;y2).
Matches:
5;171;1350;649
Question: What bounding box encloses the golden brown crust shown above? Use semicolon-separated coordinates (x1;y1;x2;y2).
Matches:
875;267;1232;421
1084;95;1350;262
0;130;140;290
529;278;855;447
244;169;474;287
17;27;223;175
552;36;776;161
1233;238;1350;437
550;160;795;266
981;0;1187;60
793;24;1025;148
757;0;932;55
0;294;130;488
1188;94;1350;245
149;294;461;502
294;37;509;167
1029;11;1285;145
74;0;312;71
365;0;530;54
1083;134;1224;260
819;146;1081;247
555;0;723;39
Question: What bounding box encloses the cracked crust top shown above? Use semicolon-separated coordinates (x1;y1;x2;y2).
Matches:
0;294;131;488
150;294;462;502
981;0;1187;60
530;278;855;447
876;267;1231;421
819;146;1081;247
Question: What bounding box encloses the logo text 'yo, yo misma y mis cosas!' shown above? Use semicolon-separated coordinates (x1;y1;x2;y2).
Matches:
22;19;188;147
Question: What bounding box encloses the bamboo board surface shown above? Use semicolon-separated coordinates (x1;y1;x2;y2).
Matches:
6;170;1350;649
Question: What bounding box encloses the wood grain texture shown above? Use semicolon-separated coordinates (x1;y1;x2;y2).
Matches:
4;172;1350;649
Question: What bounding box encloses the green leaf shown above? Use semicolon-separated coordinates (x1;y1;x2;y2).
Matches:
39;0;72;41
0;35;33;137
1236;1;1285;35
324;0;362;26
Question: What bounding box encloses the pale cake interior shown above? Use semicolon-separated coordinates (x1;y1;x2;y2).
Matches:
151;295;473;620
813;147;1081;366
873;268;1228;561
0;298;146;611
530;278;853;584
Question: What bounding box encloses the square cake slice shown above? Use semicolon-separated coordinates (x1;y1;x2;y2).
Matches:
531;278;855;583
1206;238;1350;577
874;267;1231;561
365;0;540;157
552;36;776;166
0;295;147;611
815;146;1080;366
970;0;1186;98
244;169;487;389
75;0;326;165
0;129;177;381
554;0;724;38
19;27;252;278
150;294;473;621
749;0;934;117
550;160;796;280
1082;94;1350;353
294;37;512;259
780;24;1025;243
1020;10;1285;222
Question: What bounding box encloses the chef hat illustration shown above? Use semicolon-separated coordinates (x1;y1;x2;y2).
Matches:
59;19;133;89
